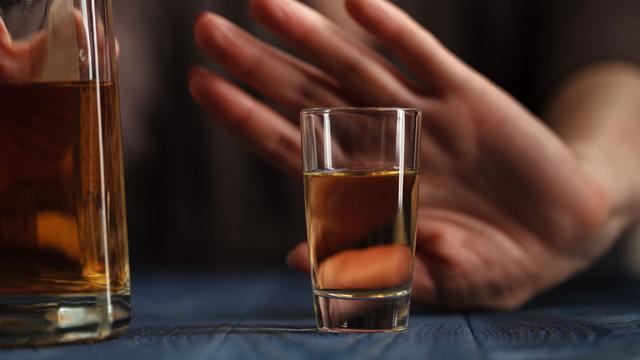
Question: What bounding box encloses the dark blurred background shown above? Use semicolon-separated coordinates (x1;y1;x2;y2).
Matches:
111;0;640;269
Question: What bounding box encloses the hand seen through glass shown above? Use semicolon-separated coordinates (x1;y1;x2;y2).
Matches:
189;0;639;309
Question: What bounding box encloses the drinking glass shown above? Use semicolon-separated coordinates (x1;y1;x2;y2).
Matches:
0;0;130;346
301;108;421;332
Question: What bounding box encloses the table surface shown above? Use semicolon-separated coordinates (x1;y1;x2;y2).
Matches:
2;269;640;360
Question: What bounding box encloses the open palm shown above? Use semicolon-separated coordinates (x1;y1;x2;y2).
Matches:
190;0;612;309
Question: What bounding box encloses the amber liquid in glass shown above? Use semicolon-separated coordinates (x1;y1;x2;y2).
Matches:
0;81;129;297
304;169;418;332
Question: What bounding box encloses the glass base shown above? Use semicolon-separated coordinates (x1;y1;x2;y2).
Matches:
0;294;130;347
314;289;410;333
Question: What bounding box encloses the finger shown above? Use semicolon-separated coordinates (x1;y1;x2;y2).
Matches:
286;243;413;290
0;17;11;44
188;66;302;178
346;0;470;93
71;9;90;72
0;18;13;77
316;245;412;290
286;242;310;274
0;31;47;81
286;242;438;306
194;12;347;114
411;256;437;306
305;171;418;261
250;0;418;107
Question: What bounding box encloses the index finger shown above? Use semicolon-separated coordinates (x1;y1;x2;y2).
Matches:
189;67;303;178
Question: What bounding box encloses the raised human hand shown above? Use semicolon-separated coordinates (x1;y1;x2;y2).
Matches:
189;0;612;310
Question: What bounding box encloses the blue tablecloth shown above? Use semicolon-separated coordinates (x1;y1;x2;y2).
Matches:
3;269;640;360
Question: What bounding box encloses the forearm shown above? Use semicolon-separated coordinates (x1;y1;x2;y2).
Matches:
547;62;640;236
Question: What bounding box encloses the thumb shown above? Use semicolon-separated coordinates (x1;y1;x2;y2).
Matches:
286;241;439;306
286;242;310;274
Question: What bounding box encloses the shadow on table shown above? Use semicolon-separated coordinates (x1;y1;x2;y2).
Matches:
124;324;318;341
125;324;318;338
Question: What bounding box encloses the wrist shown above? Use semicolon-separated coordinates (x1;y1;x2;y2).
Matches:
548;62;640;242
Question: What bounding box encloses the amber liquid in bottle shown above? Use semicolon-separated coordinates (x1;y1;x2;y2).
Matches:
0;81;129;296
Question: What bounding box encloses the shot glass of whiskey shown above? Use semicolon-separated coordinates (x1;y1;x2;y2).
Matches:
301;108;421;332
0;0;130;346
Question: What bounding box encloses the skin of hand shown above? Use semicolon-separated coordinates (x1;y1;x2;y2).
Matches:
0;17;69;192
188;0;640;310
306;170;417;291
0;19;47;80
0;9;91;82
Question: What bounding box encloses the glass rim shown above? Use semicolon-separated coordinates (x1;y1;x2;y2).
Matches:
301;107;422;116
